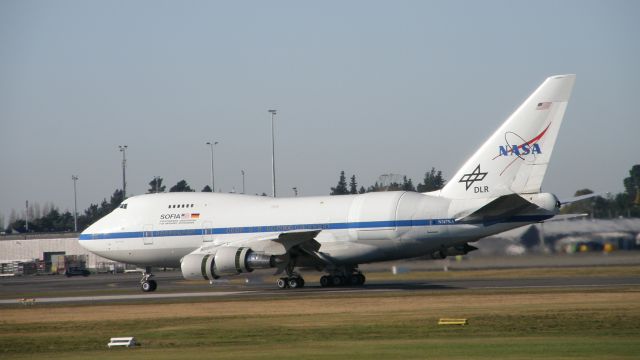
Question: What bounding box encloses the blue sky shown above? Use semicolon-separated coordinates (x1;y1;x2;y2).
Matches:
1;0;638;224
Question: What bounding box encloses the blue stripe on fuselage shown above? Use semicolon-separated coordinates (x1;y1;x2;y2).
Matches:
78;215;550;241
78;219;455;240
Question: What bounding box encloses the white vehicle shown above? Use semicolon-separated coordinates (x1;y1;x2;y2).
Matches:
80;74;576;292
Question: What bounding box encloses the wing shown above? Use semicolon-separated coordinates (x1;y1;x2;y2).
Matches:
245;229;322;255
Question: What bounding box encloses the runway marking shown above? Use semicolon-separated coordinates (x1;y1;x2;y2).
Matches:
2;282;638;305
0;291;254;305
469;283;640;290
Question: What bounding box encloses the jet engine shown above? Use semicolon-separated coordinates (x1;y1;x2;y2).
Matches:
181;246;276;280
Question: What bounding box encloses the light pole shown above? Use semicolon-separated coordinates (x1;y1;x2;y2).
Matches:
241;170;245;194
206;141;218;192
72;175;78;232
118;145;128;199
25;200;29;233
268;109;277;197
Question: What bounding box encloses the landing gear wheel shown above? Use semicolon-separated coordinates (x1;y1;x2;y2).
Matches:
320;275;331;287
288;277;301;289
141;281;156;292
350;274;360;285
276;277;288;289
354;274;365;285
331;275;344;286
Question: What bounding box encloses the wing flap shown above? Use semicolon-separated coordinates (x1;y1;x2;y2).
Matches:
246;229;321;255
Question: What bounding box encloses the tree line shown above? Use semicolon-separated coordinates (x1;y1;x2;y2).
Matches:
3;164;639;234
329;167;446;195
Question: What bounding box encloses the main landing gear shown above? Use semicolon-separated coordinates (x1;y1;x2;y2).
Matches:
319;273;366;287
274;268;366;289
276;275;305;289
320;270;366;287
140;267;157;292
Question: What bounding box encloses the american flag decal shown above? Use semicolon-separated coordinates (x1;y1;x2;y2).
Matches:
536;102;551;110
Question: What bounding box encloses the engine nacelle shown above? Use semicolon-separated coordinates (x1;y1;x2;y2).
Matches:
181;246;275;280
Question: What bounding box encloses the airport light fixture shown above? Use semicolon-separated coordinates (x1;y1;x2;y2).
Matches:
268;109;277;197
72;175;79;232
118;145;128;199
206;141;219;192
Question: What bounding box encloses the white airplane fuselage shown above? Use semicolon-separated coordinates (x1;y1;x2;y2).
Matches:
79;190;554;268
78;74;575;290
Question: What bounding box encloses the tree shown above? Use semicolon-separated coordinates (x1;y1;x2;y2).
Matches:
366;182;383;192
623;164;640;206
349;175;358;194
147;177;166;193
109;189;124;208
402;176;415;191
201;185;212;192
330;171;349;195
359;186;366;194
169;180;194;192
417;167;445;192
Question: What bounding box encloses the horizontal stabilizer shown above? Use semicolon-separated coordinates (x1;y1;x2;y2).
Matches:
457;194;538;224
544;213;588;222
559;192;607;205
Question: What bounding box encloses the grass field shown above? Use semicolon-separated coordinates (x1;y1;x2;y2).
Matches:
2;283;640;359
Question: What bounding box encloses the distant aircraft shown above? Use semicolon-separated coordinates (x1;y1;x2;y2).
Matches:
80;74;576;292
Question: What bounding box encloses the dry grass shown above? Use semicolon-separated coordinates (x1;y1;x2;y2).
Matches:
2;289;639;325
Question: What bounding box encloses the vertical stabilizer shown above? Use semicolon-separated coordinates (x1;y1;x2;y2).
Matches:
439;74;575;199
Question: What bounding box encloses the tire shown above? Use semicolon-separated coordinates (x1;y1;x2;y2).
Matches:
331;275;343;286
288;277;299;289
148;280;157;291
298;277;305;288
320;275;330;287
276;278;288;289
356;274;366;285
141;281;152;292
350;274;360;285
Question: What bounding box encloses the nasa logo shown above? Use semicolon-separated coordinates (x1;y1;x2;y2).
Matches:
498;143;542;157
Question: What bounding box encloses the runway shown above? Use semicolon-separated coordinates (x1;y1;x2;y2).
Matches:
2;268;639;305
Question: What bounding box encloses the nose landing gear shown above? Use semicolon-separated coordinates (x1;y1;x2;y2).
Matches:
140;267;157;292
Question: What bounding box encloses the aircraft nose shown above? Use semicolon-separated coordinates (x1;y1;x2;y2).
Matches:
78;219;103;251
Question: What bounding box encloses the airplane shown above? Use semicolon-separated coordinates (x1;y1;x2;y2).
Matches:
79;74;576;292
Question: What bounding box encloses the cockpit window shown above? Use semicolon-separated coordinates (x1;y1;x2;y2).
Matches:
119;203;128;209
